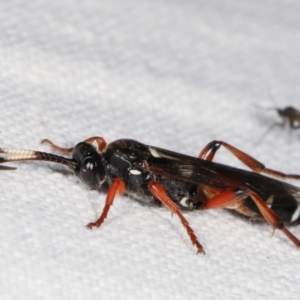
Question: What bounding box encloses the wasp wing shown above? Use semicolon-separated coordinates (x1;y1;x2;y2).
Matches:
142;145;300;208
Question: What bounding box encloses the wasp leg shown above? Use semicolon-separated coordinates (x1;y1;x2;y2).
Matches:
255;122;285;145
198;140;300;180
41;136;107;154
148;181;205;254
202;188;300;248
86;178;126;229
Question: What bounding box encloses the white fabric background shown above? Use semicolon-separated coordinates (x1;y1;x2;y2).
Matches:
1;0;300;299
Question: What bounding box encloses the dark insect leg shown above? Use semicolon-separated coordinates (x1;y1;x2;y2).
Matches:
41;136;107;154
202;188;300;248
148;181;205;254
198;140;300;180
86;178;126;229
255;122;285;145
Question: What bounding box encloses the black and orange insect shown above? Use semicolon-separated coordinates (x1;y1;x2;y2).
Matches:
1;137;300;253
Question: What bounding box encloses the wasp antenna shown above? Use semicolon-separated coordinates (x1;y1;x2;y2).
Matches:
0;148;77;172
0;165;17;170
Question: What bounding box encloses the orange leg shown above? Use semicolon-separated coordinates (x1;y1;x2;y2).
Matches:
148;181;205;254
198;140;300;180
202;188;300;248
41;136;107;154
201;188;248;210
86;178;126;229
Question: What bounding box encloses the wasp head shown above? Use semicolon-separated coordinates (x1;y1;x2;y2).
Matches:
72;142;106;189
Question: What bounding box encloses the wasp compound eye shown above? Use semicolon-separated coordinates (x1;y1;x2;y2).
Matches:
80;157;96;185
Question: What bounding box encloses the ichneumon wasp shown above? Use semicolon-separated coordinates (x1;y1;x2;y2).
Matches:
1;137;300;253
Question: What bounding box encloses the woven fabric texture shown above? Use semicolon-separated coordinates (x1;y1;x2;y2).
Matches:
1;1;300;299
